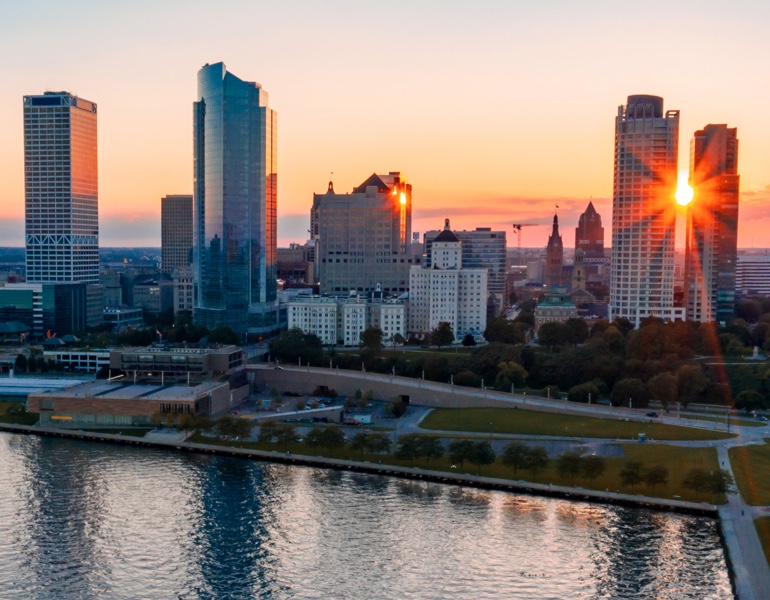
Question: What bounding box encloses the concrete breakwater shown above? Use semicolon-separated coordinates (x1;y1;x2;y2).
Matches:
0;422;717;516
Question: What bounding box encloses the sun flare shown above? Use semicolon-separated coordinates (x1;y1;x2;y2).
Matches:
675;170;694;206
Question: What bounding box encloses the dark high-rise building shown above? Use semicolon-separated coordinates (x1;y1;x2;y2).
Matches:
574;202;605;259
311;173;416;295
610;95;683;325
193;62;278;335
545;214;563;288
684;124;739;323
161;195;193;273
24;92;99;284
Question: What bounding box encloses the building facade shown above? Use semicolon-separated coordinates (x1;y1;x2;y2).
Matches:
172;267;194;316
736;256;770;296
286;295;406;347
161;195;193;273
24;92;99;284
193;62;278;336
575;202;605;260
684;124;740;323
610;95;683;325
409;220;487;338
423;227;507;318
545;214;564;288
534;288;577;332
311;174;418;295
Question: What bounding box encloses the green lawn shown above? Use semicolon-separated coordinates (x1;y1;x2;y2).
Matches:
187;434;723;503
0;402;38;426
420;407;735;441
754;517;770;568
728;441;770;505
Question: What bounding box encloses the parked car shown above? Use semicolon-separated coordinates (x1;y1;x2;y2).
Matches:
646;412;659;418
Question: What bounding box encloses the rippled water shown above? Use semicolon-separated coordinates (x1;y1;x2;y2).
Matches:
0;433;732;599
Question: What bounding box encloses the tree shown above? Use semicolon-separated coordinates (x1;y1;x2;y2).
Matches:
556;451;584;485
643;465;669;490
391;333;406;349
735;390;766;414
304;428;323;448
610;378;650;409
275;424;300;446
150;411;164;429
177;413;197;435
523;446;549;478
619;460;644;491
580;455;606;485
216;415;236;438
484;318;525;345
537;322;571;347
646;373;677;411
417;437;445;466
318;426;346;450
676;365;707;408
14;354;27;372
502;442;530;477
349;431;371;457
682;467;710;498
272;328;324;366
461;333;477;347
448;439;475;471
567;382;601;404
430;321;455;349
706;469;735;496
360;327;384;355
468;440;496;474
366;432;392;456
564;318;589;344
395;435;421;464
495;361;528;390
295;398;307;411
208;325;240;345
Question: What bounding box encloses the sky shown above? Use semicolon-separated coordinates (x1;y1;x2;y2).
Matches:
1;0;769;249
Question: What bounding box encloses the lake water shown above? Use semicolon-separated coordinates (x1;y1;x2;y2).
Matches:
0;433;733;599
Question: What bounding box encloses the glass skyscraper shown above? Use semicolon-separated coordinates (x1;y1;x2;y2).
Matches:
193;62;278;336
23;92;99;284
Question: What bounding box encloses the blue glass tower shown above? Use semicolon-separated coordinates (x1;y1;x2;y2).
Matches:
193;62;278;336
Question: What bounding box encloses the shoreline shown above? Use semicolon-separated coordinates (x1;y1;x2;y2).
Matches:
0;422;740;598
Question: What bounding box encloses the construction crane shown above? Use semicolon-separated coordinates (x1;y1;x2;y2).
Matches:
512;223;539;283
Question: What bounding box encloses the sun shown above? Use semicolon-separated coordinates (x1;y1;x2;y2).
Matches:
675;169;694;206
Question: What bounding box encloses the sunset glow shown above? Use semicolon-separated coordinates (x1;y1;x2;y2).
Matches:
675;170;694;207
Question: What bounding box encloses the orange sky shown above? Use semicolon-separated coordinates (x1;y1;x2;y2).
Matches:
1;1;768;249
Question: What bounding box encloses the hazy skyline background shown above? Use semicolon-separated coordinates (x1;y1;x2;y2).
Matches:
1;0;768;248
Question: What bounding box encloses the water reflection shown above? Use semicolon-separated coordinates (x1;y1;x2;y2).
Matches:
0;434;733;599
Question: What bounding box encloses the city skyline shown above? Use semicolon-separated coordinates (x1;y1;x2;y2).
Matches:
1;1;769;248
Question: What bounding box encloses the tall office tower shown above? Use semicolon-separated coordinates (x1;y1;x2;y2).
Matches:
161;195;193;273
545;214;563;288
423;227;507;317
575;202;605;259
684;125;739;323
311;173;417;295
610;95;683;325
24;92;99;284
193;62;278;335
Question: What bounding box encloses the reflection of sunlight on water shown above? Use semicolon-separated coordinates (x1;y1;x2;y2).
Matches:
0;434;734;599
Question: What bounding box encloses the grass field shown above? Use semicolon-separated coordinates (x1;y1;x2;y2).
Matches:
755;517;770;568
0;402;38;426
420;407;735;441
188;433;723;503
728;441;770;505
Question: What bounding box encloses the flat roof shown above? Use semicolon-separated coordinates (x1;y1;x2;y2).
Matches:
0;376;88;396
31;380;225;401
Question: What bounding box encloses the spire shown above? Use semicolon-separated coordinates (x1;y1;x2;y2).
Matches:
444;218;450;230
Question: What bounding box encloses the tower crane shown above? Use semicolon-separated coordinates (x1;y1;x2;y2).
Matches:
512;223;539;283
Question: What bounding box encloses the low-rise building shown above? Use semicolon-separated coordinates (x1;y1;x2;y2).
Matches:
109;344;243;377
103;307;143;332
43;349;111;373
28;380;230;428
534;287;577;331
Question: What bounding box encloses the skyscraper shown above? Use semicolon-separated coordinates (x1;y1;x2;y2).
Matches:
311;173;416;295
193;62;278;335
545;214;563;288
161;194;193;273
23;92;99;284
610;95;683;325
684;124;739;323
